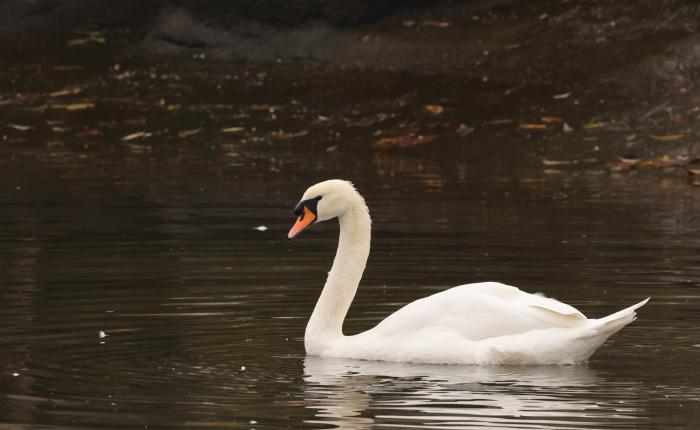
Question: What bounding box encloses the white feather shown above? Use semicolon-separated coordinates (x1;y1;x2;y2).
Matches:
297;180;649;365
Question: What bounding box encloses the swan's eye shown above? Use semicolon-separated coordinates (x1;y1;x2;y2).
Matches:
293;196;322;217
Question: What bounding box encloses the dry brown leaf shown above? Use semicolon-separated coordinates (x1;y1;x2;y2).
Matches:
519;123;547;130
420;20;450;28
583;122;603;129
49;87;83;97
687;158;700;175
374;134;437;148
649;134;685;142
125;117;147;126
541;116;564;123
484;119;514;125
250;104;279;112
221;127;245;133
542;159;573;166
424;105;444;115
76;128;102;137
456;124;474;137
178;128;201;138
50;102;95;111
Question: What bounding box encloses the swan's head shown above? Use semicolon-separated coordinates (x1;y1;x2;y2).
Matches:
288;179;361;239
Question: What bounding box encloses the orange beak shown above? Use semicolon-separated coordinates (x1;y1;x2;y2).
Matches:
288;207;316;239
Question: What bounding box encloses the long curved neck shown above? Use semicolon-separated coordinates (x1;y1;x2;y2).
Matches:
306;199;371;346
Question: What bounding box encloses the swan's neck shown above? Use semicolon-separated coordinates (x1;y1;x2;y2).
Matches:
305;199;371;350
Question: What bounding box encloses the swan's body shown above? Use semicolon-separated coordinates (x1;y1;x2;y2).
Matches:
289;180;648;365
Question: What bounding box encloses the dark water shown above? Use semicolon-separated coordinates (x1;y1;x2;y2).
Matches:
1;62;700;429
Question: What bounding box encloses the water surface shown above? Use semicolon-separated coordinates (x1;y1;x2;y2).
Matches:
1;62;699;429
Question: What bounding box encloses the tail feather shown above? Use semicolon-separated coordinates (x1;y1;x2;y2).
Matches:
594;297;650;335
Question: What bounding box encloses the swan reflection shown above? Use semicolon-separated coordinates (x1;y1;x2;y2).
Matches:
303;356;646;429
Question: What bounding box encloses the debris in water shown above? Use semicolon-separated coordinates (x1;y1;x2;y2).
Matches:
99;331;107;338
542;159;573;166
122;131;149;141
221;127;245;133
519;123;547;130
178;128;201;138
424;105;444;115
687;158;700;175
420;20;450;28
7;123;32;131
75;128;102;137
374;133;437;148
49;87;83;97
649;134;685;142
620;154;640;165
456;124;474;137
12;372;19;377
253;226;268;231
553;92;571;99
240;366;246;371
50;102;95;111
562;122;574;133
484;119;514;125
541;116;563;123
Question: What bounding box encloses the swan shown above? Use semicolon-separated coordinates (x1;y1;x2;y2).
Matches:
288;179;649;365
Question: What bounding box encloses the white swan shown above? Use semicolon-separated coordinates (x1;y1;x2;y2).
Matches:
288;179;649;365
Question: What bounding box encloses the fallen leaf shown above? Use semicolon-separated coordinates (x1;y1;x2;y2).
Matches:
610;162;635;172
221;127;245;133
424;105;444;115
7;123;32;131
620;155;640;165
125;117;147;126
553;92;571;99
562;122;574;133
420;20;450;27
76;128;102;137
49;87;83;97
50;102;95;111
374;134;437;148
272;129;309;140
250;104;279;112
122;131;146;141
642;155;684;168
484;119;514;125
178;128;201;138
649;134;685;142
519;123;547;130
583;122;603;129
456;124;474;137
67;39;90;46
687;158;700;175
541;116;563;123
542;159;573;166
